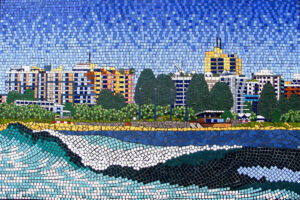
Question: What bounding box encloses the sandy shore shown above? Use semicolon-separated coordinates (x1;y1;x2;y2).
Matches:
0;121;299;132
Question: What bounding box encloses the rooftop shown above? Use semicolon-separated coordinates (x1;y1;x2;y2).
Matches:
195;110;224;116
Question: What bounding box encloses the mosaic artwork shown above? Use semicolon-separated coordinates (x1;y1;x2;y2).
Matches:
0;0;299;199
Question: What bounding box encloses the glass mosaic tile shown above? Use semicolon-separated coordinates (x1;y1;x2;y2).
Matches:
0;0;299;199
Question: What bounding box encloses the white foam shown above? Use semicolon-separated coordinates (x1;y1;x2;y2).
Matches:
35;129;242;170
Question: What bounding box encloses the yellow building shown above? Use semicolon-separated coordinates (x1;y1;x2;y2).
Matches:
204;38;242;75
96;67;135;104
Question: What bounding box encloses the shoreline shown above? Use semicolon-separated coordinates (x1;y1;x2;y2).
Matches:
0;121;300;132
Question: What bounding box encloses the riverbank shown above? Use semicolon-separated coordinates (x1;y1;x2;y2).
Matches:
0;121;300;132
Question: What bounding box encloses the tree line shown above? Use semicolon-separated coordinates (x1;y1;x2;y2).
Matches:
258;83;300;122
133;69;234;112
4;69;300;123
7;89;35;104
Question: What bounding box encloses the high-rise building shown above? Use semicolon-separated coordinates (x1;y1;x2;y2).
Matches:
6;64;135;105
171;72;193;107
5;66;42;99
220;73;248;113
284;74;300;99
72;64;97;104
204;38;242;75
252;69;284;101
47;68;77;105
98;68;135;104
6;66;79;105
243;80;260;114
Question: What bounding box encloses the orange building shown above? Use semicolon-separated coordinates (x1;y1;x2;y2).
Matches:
73;64;135;104
99;67;135;104
284;74;300;99
0;94;7;103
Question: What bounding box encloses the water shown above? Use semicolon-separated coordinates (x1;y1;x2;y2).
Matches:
0;124;298;199
60;129;300;149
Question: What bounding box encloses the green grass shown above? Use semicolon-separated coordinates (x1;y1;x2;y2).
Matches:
60;117;182;123
0;115;185;124
0;118;54;124
235;122;300;129
289;122;300;127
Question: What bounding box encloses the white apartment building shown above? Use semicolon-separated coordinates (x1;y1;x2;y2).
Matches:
14;100;64;116
171;72;194;107
220;72;248;113
252;69;284;100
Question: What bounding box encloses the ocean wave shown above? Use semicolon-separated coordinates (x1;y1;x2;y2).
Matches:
39;129;242;170
0;123;298;199
60;129;300;149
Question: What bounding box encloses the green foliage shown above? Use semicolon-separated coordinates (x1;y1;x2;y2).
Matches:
0;118;54;124
140;104;155;119
73;104;90;120
129;68;135;74
96;89;126;110
121;104;139;119
271;109;281;122
236;122;292;129
97;90;114;109
23;89;35;100
134;69;156;105
119;69;125;75
140;104;170;120
73;103;196;122
63;102;75;116
156;74;176;106
258;83;277;120
173;106;196;121
0;103;55;121
221;110;232;121
113;93;127;110
7;89;35;104
244;102;253;113
249;112;257;121
208;82;233;111
167;73;175;77
187;74;209;113
232;112;238;120
277;95;289;115
74;104;137;122
288;94;300;111
280;110;300;122
7;91;22;104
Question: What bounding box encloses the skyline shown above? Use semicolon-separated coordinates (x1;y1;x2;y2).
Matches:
0;0;299;93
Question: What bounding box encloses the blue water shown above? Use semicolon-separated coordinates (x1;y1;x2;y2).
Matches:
61;130;300;149
0;125;298;199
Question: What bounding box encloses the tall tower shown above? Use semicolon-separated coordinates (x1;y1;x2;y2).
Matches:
204;38;242;75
